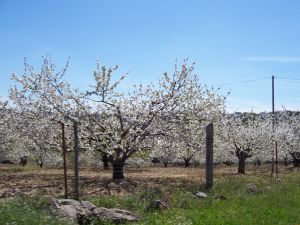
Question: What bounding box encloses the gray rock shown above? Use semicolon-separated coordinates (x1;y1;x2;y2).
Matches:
81;201;97;212
53;199;86;220
195;191;207;198
146;200;168;211
94;207;139;222
53;198;139;224
247;183;258;193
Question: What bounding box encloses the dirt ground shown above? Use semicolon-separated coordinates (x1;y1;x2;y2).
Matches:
0;163;294;199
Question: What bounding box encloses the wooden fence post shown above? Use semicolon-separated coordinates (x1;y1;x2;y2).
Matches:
206;123;214;189
73;121;80;200
61;122;68;198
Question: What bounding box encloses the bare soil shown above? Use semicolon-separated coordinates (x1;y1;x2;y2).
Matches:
0;163;294;199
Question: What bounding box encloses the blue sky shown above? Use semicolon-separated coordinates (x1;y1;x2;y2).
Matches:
1;0;300;112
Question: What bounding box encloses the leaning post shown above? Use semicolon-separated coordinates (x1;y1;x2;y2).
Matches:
205;123;214;189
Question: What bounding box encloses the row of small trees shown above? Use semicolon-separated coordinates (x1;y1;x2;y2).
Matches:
0;56;299;179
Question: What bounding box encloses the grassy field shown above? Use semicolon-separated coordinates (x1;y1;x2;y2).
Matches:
0;164;300;224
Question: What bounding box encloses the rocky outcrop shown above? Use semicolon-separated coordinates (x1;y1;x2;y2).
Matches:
53;198;139;224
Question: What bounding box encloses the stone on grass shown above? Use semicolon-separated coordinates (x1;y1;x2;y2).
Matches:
195;191;207;198
94;207;139;222
81;201;97;212
145;200;168;211
53;199;85;220
247;183;258;193
53;198;139;225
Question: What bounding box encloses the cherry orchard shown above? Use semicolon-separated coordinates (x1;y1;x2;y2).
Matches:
217;113;275;174
150;83;226;168
9;56;227;179
275;111;300;161
9;56;83;166
0;101;13;160
82;60;226;179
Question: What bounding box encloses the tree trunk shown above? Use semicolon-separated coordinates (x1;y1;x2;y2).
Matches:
102;154;109;170
112;161;124;180
183;158;190;168
163;162;168;167
238;157;246;174
36;159;43;168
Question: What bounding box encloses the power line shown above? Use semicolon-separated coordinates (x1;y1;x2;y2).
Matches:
216;76;300;88
218;77;271;87
276;77;300;81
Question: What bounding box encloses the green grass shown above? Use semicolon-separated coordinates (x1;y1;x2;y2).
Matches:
0;194;70;225
87;173;300;225
1;173;300;225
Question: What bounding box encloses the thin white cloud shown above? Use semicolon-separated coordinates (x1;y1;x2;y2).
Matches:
241;56;300;62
